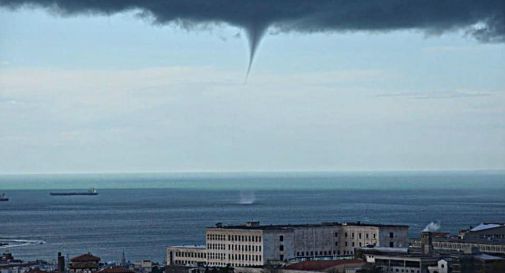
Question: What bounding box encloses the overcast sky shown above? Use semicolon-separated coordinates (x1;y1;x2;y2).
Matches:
0;7;504;174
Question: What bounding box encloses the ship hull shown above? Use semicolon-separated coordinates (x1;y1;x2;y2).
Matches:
49;192;98;196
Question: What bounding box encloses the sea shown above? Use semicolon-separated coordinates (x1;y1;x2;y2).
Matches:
1;171;504;264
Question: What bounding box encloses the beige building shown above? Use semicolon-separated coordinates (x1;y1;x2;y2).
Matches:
167;246;207;266
167;221;408;267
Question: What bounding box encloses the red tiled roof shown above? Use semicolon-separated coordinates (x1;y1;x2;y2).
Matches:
71;253;101;263
98;267;135;273
285;260;365;271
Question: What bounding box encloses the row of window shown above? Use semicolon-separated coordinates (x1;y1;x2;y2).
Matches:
201;252;264;262
172;260;202;265
230;244;262;252
207;234;262;242
478;234;505;239
295;250;355;256
336;232;379;239
297;250;338;256
207;262;227;266
207;234;227;241
175;251;206;258
207;243;226;250
435;242;505;253
229;254;262;262
208;253;225;260
206;243;262;252
228;263;256;267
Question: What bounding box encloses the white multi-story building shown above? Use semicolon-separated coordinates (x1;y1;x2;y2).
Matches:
167;221;409;267
167;246;207;267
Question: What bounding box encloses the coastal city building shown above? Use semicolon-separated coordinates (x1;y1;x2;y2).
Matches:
166;246;207;267
132;260;154;273
459;223;505;241
69;253;101;273
166;221;409;267
411;223;505;256
360;231;505;273
0;251;50;273
361;247;438;273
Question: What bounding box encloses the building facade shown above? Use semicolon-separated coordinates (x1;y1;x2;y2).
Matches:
363;251;437;273
167;221;409;267
459;223;505;242
411;224;505;256
69;253;101;273
167;246;207;267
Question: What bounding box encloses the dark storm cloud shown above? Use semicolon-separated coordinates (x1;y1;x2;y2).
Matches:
1;0;504;72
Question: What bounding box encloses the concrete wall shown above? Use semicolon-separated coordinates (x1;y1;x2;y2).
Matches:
377;226;409;248
340;225;379;255
293;226;338;258
263;230;295;263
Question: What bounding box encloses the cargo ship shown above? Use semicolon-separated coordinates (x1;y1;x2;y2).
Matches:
50;188;98;196
0;193;8;201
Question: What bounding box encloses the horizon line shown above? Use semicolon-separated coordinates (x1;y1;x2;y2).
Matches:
1;168;505;176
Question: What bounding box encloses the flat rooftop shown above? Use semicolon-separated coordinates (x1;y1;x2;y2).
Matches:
430;237;505;246
208;221;409;230
168;245;206;249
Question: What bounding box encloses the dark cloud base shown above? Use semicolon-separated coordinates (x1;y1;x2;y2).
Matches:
1;0;504;72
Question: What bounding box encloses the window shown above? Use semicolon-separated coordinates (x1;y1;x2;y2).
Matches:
279;245;284;251
279;235;284;241
345;232;348;238
389;242;394;247
390;232;394;238
334;232;338;237
279;255;284;261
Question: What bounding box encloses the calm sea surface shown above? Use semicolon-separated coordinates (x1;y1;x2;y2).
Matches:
1;172;504;263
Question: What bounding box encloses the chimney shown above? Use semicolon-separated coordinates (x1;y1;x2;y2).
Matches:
421;232;433;256
57;252;65;273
